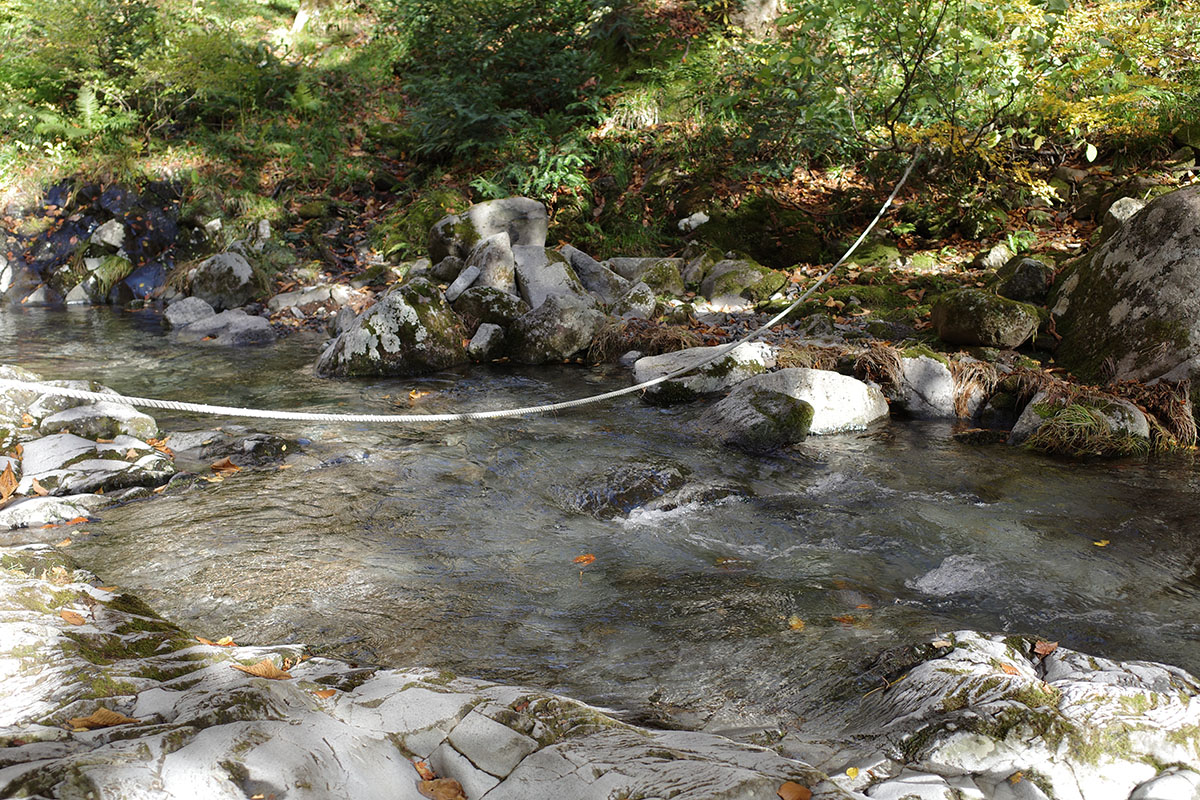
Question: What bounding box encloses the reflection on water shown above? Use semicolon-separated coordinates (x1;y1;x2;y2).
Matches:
6;306;1200;736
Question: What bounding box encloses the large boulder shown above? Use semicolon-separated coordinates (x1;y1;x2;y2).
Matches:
633;343;776;404
1051;186;1200;383
452;286;530;329
428;197;548;265
698;381;814;452
315;277;468;377
16;432;174;496
993;257;1054;304
566;461;689;518
699;258;787;302
896;355;957;419
506;294;607;365
721;368;889;434
512;245;594;310
560;244;629;305
931;289;1039;349
464;232;518;296
188;252;258;311
1008;389;1150;456
171;308;277;346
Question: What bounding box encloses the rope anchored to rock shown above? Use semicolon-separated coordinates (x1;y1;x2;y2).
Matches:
0;155;920;424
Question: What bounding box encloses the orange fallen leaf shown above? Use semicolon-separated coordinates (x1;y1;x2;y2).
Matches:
778;782;812;800
195;635;237;647
832;614;856;625
418;778;467;800
312;688;337;699
20;413;33;427
1034;640;1059;656
0;462;17;502
277;463;293;470
56;538;71;548
856;604;872;610
573;554;596;566
30;478;50;496
67;707;139;730
210;457;241;476
146;437;174;456
96;586;118;592
787;615;805;631
60;610;86;625
65;517;89;526
414;760;437;781
1001;663;1021;675
125;448;140;460
231;659;291;679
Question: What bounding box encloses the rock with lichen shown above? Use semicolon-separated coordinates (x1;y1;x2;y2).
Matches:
506;294;607;364
932;289;1040;349
633;342;776;404
314;277;467;377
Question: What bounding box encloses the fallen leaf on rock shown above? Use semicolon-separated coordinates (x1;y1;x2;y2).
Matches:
60;610;85;625
65;516;88;525
210;457;241;476
56;538;71;548
146;437;174;456
418;778;466;800
778;781;812;800
125;448;140;460
277;464;293;470
312;688;337;699
845;767;860;779
30;478;50;496
414;760;437;781
787;615;806;631
195;635;237;647
1001;663;1020;675
231;659;291;680
67;707;139;730
573;553;596;566
1034;640;1059;656
20;413;33;428
931;639;952;648
0;463;17;502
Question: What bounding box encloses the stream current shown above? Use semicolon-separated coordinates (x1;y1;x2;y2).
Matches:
6;306;1200;738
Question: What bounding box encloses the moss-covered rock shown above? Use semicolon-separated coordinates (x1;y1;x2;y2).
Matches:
992;256;1054;304
1052;186;1200;384
1008;390;1150;457
698;382;814;452
699;258;787;302
188;252;259;311
451;286;530;330
638;259;685;297
931;289;1039;348
314;277;468;377
506;294;607;365
697;195;825;268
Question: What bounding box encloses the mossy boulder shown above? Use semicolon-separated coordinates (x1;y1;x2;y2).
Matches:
314;277;468;377
188;252;259;311
698;194;825;268
698;382;814;452
931;289;1039;349
699;259;787;302
507;294;607;365
429;197;548;265
991;257;1054;304
452;286;531;330
1052;186;1200;384
637;259;685;297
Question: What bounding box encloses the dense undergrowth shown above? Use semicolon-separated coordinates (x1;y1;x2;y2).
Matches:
0;0;1197;260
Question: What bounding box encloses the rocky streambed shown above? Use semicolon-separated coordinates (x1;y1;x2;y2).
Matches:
2;307;1200;798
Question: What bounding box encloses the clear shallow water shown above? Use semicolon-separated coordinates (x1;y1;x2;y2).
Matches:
6;307;1200;737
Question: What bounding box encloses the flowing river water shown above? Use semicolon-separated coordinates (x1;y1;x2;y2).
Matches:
6;306;1200;740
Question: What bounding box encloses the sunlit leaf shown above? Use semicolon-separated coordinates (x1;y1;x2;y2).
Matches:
931;639;952;648
832;614;856;625
573;554;596;566
312;688;337;699
60;610;85;625
231;659;291;679
30;478;50;496
414;760;437;781
845;767;860;779
210;457;241;476
787;615;805;631
1034;640;1059;656
1093;539;1109;547
418;778;467;800
1001;663;1020;675
196;635;237;647
67;707;139;730
0;463;17;502
55;538;71;548
20;413;33;428
777;781;812;800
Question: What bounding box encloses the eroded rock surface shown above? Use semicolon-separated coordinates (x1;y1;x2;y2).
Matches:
633;342;777;404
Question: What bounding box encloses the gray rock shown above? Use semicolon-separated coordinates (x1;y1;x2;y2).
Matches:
447;710;538;778
560;244;629;305
20;284;62;306
698;381;814;452
568;462;689;518
163;296;216;329
507;294;607;365
699;258;786;302
866;770;956;800
267;284;364;313
25;380;120;423
466;232;518;295
467;322;505;360
1100;195;1147;242
1051;187;1200;384
932;289;1039;349
682;251;719;290
618;350;643;368
614;281;656;319
725;368;889;434
188;252;257;311
452;286;530;328
678;211;710;232
17;433;174;496
430;739;500;796
315;277;467;377
898;356;956;419
444;264;480;303
606;257;659;281
633;343;776;404
972;242;1015;270
39;401;157;441
637;258;685;296
90;219;125;250
173;308;277;346
994;257;1054;304
1130;768;1200;800
1009;389;1150;449
0;493;110;533
512;245;593;310
431;254;465;282
429;197;548;264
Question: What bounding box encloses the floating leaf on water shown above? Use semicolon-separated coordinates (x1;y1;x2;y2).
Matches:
787;615;805;631
832;614;856;625
855;603;872;610
573;554;596;566
60;610;85;625
67;706;140;730
418;778;467;800
414;760;437;781
1034;640;1059;656
210;457;241;476
231;659;291;680
777;781;812;800
1093;539;1109;547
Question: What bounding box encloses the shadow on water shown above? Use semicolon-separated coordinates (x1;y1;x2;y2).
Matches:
6;307;1200;736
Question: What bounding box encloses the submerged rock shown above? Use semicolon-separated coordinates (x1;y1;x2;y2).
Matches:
315;277;467;377
633;342;776;404
568;461;689;518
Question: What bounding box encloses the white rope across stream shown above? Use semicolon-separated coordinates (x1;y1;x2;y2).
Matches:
0;156;919;425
